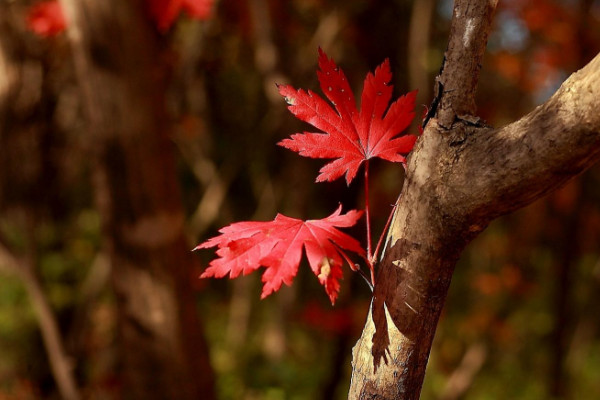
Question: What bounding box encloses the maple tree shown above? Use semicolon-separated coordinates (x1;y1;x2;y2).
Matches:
7;0;600;398
198;49;417;304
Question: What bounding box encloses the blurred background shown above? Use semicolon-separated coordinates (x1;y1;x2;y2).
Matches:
1;0;600;398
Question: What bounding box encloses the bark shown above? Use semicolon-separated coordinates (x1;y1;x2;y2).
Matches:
348;0;600;398
58;0;215;398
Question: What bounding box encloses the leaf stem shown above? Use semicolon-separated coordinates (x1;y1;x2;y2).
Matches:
364;161;372;258
372;193;400;263
364;161;376;285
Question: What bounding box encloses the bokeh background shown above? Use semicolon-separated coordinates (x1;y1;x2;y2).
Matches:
1;0;600;398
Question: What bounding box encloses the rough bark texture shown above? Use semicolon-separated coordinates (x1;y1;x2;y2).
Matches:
437;0;497;127
348;0;600;398
58;0;216;398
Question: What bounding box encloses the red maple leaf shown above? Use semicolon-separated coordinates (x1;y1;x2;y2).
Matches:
196;206;365;304
26;0;67;38
278;49;418;184
147;0;214;33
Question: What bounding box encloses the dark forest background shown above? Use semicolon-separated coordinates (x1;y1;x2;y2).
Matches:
1;0;600;398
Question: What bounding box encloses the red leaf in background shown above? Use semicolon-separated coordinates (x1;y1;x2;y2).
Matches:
196;206;365;304
26;0;66;38
278;49;418;184
299;301;356;336
147;0;214;33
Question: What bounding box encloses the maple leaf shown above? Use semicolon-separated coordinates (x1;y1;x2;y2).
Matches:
278;49;418;184
147;0;214;33
26;0;67;38
196;206;365;304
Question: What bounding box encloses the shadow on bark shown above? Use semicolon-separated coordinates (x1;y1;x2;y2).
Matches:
371;239;423;372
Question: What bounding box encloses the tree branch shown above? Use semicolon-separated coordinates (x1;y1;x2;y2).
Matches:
349;0;600;398
452;53;600;224
437;0;497;128
440;342;487;400
0;243;80;400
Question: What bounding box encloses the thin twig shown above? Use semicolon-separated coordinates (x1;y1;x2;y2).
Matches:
0;241;80;400
372;193;401;264
440;342;487;400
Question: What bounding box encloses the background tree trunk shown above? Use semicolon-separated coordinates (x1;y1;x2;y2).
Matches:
0;8;80;398
349;0;600;398
58;0;216;398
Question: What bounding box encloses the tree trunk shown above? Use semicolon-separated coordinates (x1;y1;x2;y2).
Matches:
349;0;600;398
58;0;216;398
0;7;80;399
